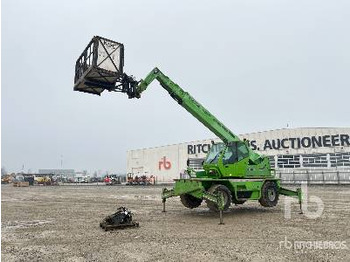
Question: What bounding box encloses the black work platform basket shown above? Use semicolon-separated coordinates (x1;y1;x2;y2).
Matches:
74;36;124;95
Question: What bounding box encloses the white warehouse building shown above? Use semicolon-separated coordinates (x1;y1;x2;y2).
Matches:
127;127;350;183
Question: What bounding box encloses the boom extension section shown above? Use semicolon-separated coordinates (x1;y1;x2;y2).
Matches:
122;68;264;164
128;68;239;144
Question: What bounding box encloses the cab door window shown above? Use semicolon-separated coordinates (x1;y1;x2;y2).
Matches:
237;142;249;161
222;142;249;165
222;143;237;165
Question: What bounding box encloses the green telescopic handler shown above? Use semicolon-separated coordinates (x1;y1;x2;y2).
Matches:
74;36;303;224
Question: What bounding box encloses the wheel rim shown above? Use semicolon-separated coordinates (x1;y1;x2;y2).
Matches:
223;192;229;204
267;188;276;201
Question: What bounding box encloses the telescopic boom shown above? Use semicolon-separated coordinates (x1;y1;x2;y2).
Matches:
131;67;240;144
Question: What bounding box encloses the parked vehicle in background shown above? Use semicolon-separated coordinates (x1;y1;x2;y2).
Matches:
90;177;104;183
126;173;155;186
34;175;52;185
1;174;13;184
74;175;89;183
104;175;122;185
104;176;111;185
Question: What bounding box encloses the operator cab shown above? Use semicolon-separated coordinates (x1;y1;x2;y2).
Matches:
222;141;249;165
204;142;249;165
203;141;250;177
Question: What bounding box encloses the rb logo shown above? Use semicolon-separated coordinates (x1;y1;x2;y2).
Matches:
159;156;171;170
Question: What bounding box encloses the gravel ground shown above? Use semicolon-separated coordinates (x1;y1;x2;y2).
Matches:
1;184;349;262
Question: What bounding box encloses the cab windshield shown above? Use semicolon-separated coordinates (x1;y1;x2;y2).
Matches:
204;143;225;164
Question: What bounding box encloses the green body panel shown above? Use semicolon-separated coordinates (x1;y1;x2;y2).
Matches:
173;179;205;198
203;155;272;179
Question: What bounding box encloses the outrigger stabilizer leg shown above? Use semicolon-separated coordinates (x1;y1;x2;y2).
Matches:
217;192;225;225
162;187;175;213
297;188;303;214
279;186;303;215
162;198;166;213
162;185;226;225
219;209;224;225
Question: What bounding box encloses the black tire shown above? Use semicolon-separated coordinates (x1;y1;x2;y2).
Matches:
180;194;203;209
206;184;232;212
259;181;279;207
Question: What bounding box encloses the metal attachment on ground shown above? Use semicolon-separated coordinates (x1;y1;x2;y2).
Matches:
100;207;139;231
